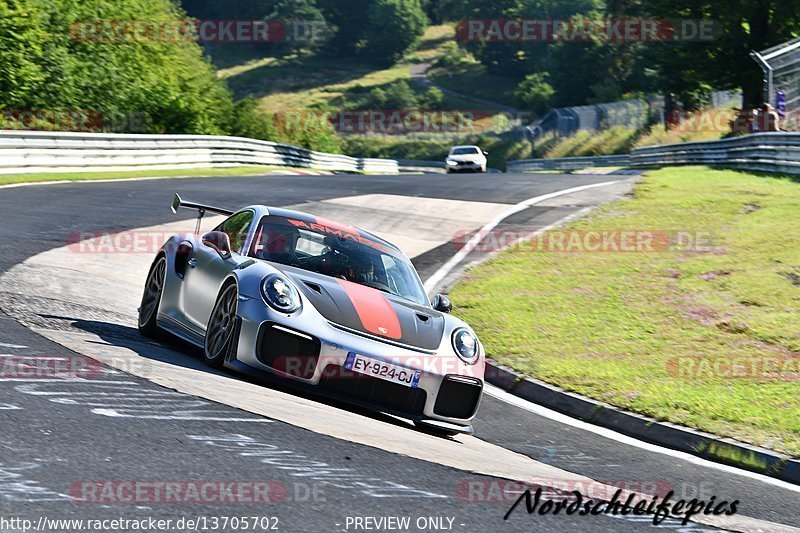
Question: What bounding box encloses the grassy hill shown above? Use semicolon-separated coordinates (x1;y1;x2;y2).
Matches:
207;23;735;166
207;25;533;166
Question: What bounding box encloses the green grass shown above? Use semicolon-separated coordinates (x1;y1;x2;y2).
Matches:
543;126;639;158
0;166;301;186
634;120;732;148
428;58;520;109
211;25;526;162
220;25;482;114
450;167;800;456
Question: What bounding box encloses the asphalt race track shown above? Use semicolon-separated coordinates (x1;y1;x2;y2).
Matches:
0;172;798;533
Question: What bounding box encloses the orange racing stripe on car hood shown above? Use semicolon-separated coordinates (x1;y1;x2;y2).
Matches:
335;279;402;339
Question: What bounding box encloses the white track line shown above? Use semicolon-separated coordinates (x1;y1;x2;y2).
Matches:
486;385;800;494
423;180;620;294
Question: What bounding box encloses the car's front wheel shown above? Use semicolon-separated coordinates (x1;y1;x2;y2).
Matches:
138;256;166;338
204;282;239;368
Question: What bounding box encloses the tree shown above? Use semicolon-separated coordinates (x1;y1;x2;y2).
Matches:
514;72;554;114
267;0;330;56
360;0;428;65
0;0;49;108
639;0;800;107
316;0;370;55
181;0;277;20
0;0;237;134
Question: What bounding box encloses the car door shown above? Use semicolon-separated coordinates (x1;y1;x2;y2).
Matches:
182;210;255;333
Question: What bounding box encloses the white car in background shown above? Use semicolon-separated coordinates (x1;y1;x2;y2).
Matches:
445;145;488;173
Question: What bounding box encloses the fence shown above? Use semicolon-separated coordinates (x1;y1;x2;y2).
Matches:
526;91;743;141
508;132;800;175
526;97;664;140
0;131;399;174
752;37;800;131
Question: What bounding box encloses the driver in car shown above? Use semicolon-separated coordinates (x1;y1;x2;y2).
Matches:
346;256;377;284
253;226;301;266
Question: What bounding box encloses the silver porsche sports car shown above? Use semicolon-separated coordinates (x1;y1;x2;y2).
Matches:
138;194;485;435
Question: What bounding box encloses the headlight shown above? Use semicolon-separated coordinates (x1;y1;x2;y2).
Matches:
261;274;302;313
446;158;458;166
452;328;479;365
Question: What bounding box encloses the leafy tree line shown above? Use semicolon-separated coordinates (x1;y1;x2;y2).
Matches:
183;0;429;66
0;0;430;144
440;0;800;111
0;0;238;134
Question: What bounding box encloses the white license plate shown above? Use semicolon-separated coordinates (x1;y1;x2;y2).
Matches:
344;352;421;388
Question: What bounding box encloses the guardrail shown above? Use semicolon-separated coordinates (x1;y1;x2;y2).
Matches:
508;132;800;174
629;132;800;173
0;131;400;174
507;154;630;172
397;159;446;173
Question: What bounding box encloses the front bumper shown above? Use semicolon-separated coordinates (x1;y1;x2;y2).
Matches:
228;296;485;430
446;162;484;173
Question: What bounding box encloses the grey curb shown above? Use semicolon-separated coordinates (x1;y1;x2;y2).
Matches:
485;359;800;485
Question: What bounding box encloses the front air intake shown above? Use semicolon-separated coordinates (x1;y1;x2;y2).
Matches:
433;375;483;419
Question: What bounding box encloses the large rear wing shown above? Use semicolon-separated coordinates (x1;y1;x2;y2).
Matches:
171;193;234;233
171;193;234;216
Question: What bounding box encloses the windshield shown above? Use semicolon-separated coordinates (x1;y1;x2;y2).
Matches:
248;216;429;306
451;147;479;155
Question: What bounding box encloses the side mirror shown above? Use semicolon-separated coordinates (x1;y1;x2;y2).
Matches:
432;294;452;313
202;231;233;259
483;150;489;156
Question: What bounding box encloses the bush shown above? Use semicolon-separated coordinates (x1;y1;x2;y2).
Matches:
273;111;343;153
419;87;444;109
229;98;278;141
359;80;419;110
381;80;418;108
514;73;554;115
431;44;471;70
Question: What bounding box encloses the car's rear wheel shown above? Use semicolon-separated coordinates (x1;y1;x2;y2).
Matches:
138;256;166;337
204;283;238;368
